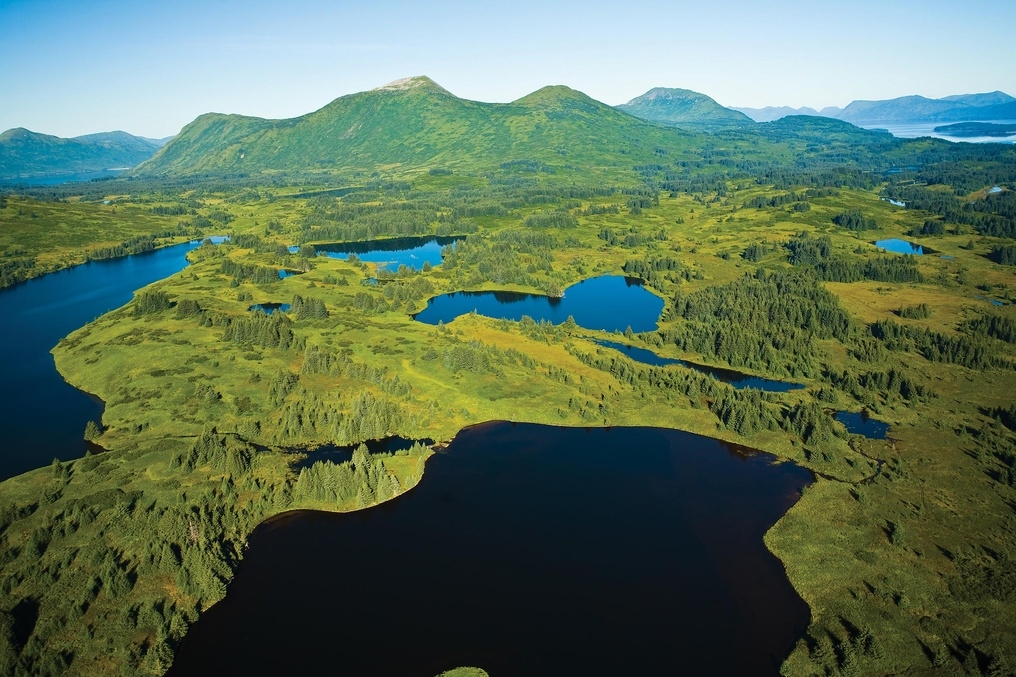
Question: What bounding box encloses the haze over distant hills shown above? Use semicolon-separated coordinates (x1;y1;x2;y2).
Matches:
17;77;1008;182
0;128;168;181
735;91;1016;124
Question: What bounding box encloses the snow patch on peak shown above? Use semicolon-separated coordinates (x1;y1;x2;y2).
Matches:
374;76;438;92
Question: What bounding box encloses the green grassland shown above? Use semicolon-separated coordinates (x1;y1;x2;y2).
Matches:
1;127;1015;675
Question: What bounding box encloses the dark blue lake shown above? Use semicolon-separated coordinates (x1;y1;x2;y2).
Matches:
874;239;927;255
594;339;804;392
414;275;664;333
313;236;460;272
249;303;291;314
834;410;889;439
169;422;813;676
0;240;215;480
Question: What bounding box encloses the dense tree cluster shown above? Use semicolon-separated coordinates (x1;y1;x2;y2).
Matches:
897;303;931;320
131;290;171;316
442;228;559;287
220;259;280;285
870;319;1009;370
743;191;806;209
825;367;935;406
657;269;854;378
831;210;878;232
598;227;667;248
988;244;1016;265
222;312;300;350
785;233;924;283
622;256;698;290
961;312;1016;344
0;257;36;289
742;241;777;262
86;234;168;262
522;210;577;229
290;294;328;320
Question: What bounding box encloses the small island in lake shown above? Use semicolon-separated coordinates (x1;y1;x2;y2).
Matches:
933;121;1016;137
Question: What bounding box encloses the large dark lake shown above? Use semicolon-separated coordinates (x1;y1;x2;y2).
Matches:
414;275;664;333
169;422;813;676
0;240;212;479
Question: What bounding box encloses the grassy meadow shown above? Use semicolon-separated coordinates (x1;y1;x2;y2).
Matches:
0;165;1014;675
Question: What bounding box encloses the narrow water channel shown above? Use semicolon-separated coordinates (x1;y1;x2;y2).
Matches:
0;240;211;479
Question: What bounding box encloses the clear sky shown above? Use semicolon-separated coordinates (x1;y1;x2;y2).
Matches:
1;0;1013;138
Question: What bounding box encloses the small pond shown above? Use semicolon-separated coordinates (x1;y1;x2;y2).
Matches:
190;236;231;246
168;422;813;676
313;235;460;272
834;410;889;439
594;339;805;392
277;269;303;279
974;295;1007;307
291;436;433;470
414;275;664;333
874;239;930;255
248;303;290;314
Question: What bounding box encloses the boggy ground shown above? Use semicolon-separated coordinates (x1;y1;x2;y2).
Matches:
1;174;1015;675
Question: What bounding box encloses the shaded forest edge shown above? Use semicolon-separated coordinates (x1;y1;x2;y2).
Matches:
0;433;431;675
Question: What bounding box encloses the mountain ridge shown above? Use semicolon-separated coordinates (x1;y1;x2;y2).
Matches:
135;77;708;177
0;128;163;180
616;87;752;127
735;91;1016;124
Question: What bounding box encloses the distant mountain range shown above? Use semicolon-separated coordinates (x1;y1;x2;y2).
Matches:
134;76;894;178
0;129;169;181
735;91;1016;125
134;76;714;177
5;77;936;181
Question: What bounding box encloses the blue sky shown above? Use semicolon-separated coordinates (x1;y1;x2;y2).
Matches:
1;0;1014;138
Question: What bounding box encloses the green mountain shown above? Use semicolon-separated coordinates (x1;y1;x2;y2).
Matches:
615;87;753;128
0;128;162;181
136;77;697;178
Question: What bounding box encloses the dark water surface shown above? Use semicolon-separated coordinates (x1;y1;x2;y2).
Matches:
170;422;813;676
291;436;433;470
248;302;291;314
834;410;890;439
594;339;805;392
314;235;460;271
0;240;211;479
414;275;664;333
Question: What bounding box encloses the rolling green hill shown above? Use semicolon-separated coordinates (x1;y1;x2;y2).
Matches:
0;128;162;181
616;87;753;128
135;77;699;178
